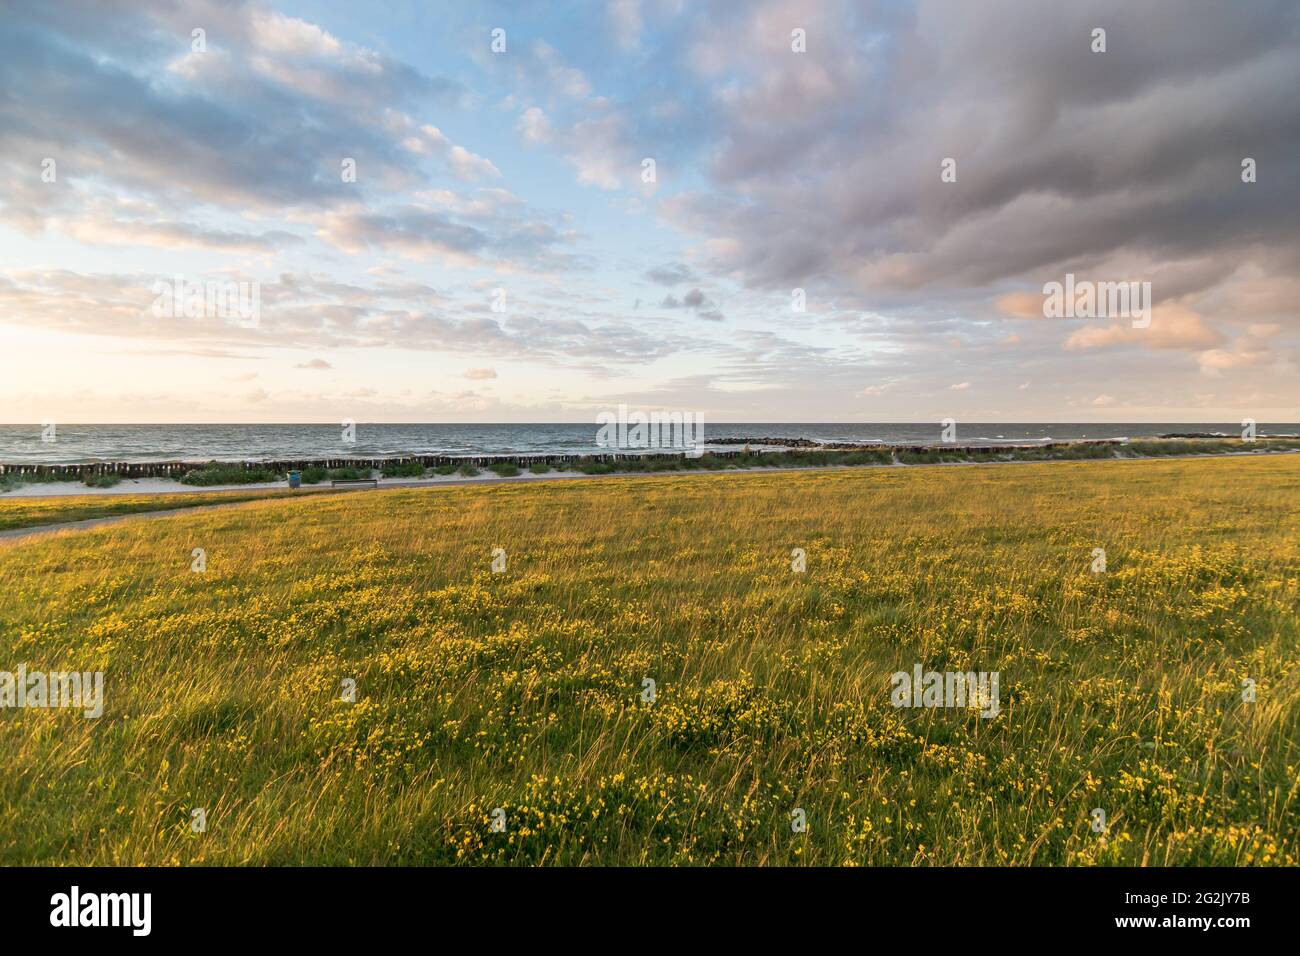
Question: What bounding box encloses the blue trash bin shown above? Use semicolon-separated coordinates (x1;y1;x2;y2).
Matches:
288;470;301;489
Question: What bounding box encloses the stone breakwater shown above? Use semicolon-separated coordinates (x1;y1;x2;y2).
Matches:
709;436;966;450
706;436;823;448
0;440;1126;481
1158;431;1296;439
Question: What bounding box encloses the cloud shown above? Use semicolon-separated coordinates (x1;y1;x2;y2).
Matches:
1197;323;1285;376
517;106;553;144
660;287;724;321
1198;348;1271;374
645;262;697;286
1064;305;1223;351
995;291;1048;320
608;0;643;49
388;114;501;181
658;0;1300;353
0;0;471;243
67;219;300;253
503;44;644;192
309;203;587;272
566;112;633;190
464;367;497;380
0;268;707;367
526;40;592;99
295;358;333;369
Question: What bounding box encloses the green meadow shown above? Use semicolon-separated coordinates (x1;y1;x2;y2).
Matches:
0;455;1296;865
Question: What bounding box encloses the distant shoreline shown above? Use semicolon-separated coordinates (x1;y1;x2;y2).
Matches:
4;423;1296;470
2;437;1125;478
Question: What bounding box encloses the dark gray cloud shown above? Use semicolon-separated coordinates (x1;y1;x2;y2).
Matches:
645;262;697;285
660;287;723;321
660;0;1300;326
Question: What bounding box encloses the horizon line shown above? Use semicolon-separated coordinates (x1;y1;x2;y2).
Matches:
1;421;1293;428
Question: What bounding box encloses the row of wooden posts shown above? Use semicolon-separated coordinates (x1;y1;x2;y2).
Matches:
0;440;1122;480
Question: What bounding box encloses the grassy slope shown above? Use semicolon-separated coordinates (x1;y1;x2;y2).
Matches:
2;439;1295;533
0;456;1296;865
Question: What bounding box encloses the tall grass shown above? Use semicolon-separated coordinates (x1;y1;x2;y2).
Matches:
0;456;1296;865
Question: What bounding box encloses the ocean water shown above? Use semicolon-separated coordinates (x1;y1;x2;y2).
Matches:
0;423;1293;465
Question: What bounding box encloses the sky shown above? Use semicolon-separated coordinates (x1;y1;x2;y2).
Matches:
0;0;1297;424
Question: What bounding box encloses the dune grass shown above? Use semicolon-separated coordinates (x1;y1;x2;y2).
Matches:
379;461;427;479
178;462;282;486
0;456;1296;866
300;465;373;484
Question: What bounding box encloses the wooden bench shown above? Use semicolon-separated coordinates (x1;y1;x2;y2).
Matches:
331;478;379;488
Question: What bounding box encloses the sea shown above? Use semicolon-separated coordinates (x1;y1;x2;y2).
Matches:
1;423;1294;465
